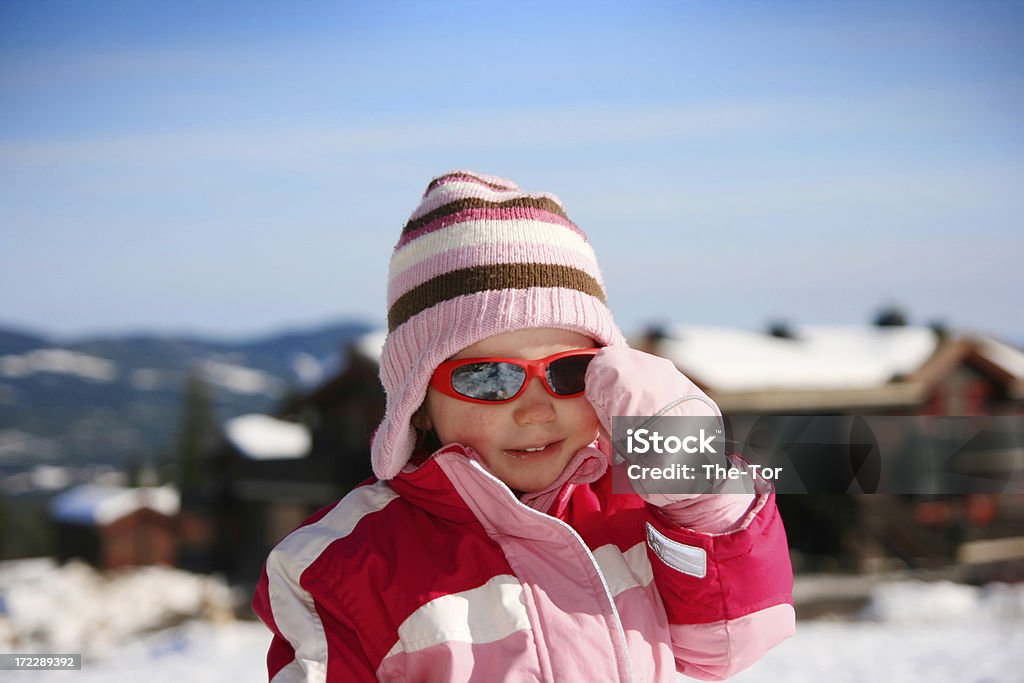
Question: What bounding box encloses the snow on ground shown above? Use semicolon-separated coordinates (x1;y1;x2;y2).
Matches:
729;580;1024;683
2;560;1022;682
729;617;1023;683
3;619;270;682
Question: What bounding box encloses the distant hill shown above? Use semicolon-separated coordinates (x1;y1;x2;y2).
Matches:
0;320;376;474
0;328;50;355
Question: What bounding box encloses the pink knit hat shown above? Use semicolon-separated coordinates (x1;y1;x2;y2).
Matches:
372;171;627;480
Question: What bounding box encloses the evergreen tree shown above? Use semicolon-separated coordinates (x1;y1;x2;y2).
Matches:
177;370;217;488
0;488;10;558
124;451;143;487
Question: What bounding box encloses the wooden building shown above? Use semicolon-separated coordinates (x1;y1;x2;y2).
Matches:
188;333;385;581
638;321;1024;573
49;484;180;570
637;323;1023;417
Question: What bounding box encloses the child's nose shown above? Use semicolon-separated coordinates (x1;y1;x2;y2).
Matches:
513;377;557;426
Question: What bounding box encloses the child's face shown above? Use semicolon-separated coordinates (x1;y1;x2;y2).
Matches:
419;328;600;493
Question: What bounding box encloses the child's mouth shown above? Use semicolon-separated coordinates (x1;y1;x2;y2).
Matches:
505;439;563;459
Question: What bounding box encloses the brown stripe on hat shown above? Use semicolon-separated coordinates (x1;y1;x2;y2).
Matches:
402;196;571;237
387;263;607;331
424;172;518;196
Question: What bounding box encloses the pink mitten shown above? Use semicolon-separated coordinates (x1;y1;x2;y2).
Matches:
584;346;721;424
585;347;754;532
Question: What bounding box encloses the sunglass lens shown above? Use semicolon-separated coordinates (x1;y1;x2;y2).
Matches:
546;354;594;395
450;362;526;401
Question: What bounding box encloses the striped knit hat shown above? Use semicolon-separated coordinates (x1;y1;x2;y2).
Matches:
372;170;626;480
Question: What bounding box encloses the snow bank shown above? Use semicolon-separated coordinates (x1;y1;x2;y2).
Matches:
0;559;235;659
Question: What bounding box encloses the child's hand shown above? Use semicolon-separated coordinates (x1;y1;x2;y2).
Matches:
584;346;720;423
585;347;751;508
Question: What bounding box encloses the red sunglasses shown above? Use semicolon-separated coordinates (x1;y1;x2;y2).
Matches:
429;348;599;404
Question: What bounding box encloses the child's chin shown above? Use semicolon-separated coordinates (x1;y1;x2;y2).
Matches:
504;465;565;494
510;479;553;494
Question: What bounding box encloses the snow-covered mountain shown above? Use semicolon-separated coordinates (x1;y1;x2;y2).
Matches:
0;320;374;472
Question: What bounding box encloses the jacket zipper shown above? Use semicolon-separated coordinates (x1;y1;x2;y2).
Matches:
468;460;636;683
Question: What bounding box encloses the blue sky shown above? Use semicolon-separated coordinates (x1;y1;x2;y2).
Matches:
1;1;1022;341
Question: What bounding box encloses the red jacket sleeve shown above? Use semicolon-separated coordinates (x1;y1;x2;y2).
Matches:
645;493;796;680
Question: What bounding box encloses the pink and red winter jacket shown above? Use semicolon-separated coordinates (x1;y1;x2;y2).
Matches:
252;444;795;681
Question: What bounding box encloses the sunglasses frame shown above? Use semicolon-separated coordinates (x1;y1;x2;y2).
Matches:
429;348;600;404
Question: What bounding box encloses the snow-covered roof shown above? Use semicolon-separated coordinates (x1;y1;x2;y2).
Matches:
352;330;386;363
975;336;1024;380
223;413;310;460
655;324;941;392
50;484;180;526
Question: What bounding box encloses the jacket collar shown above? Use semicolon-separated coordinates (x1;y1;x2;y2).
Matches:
389;441;609;521
387;446;481;525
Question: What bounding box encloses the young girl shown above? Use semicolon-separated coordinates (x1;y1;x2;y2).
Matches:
252;171;795;681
